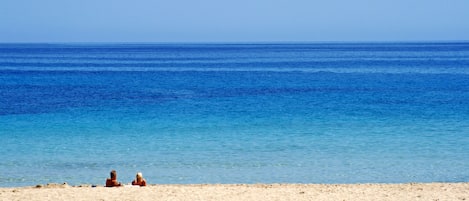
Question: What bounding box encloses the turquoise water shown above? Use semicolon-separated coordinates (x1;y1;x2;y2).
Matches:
1;43;469;187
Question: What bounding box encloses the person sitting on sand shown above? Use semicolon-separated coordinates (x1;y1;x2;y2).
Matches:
131;172;147;186
105;170;122;187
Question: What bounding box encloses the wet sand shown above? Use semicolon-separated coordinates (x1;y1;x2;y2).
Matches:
1;183;468;201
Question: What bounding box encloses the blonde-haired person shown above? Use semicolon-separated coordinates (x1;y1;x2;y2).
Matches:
131;172;147;186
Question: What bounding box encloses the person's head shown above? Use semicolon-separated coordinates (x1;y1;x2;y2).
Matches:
110;170;117;179
136;172;143;181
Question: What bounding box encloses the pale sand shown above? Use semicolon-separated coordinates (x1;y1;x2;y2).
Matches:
1;183;468;201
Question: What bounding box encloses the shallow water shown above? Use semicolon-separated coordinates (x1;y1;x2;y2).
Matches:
1;43;469;186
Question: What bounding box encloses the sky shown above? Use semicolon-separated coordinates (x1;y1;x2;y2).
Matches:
0;0;468;43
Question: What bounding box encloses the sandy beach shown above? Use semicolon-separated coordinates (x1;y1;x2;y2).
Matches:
1;183;468;201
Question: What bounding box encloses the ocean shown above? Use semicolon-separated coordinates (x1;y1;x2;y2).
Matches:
1;43;469;187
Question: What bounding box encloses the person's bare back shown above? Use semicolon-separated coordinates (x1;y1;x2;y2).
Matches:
105;170;122;187
131;172;147;186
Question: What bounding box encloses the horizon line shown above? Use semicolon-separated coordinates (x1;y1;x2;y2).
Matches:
1;40;469;45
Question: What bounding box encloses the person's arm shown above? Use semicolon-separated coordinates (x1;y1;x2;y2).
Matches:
106;179;112;187
141;179;147;186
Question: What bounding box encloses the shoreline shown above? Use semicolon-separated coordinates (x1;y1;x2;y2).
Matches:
1;182;468;201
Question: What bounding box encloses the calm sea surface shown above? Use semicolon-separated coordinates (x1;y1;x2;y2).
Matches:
1;43;469;187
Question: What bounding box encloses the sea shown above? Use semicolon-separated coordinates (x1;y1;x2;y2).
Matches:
0;42;469;187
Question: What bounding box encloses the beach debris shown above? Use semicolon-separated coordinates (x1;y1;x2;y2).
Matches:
77;184;98;187
43;183;70;188
35;184;43;188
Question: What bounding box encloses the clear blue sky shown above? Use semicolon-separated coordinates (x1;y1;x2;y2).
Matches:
1;0;468;42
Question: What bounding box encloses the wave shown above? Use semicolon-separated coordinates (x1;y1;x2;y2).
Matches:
1;66;469;75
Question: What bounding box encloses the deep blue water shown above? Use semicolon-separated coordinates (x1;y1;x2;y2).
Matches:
1;43;469;187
